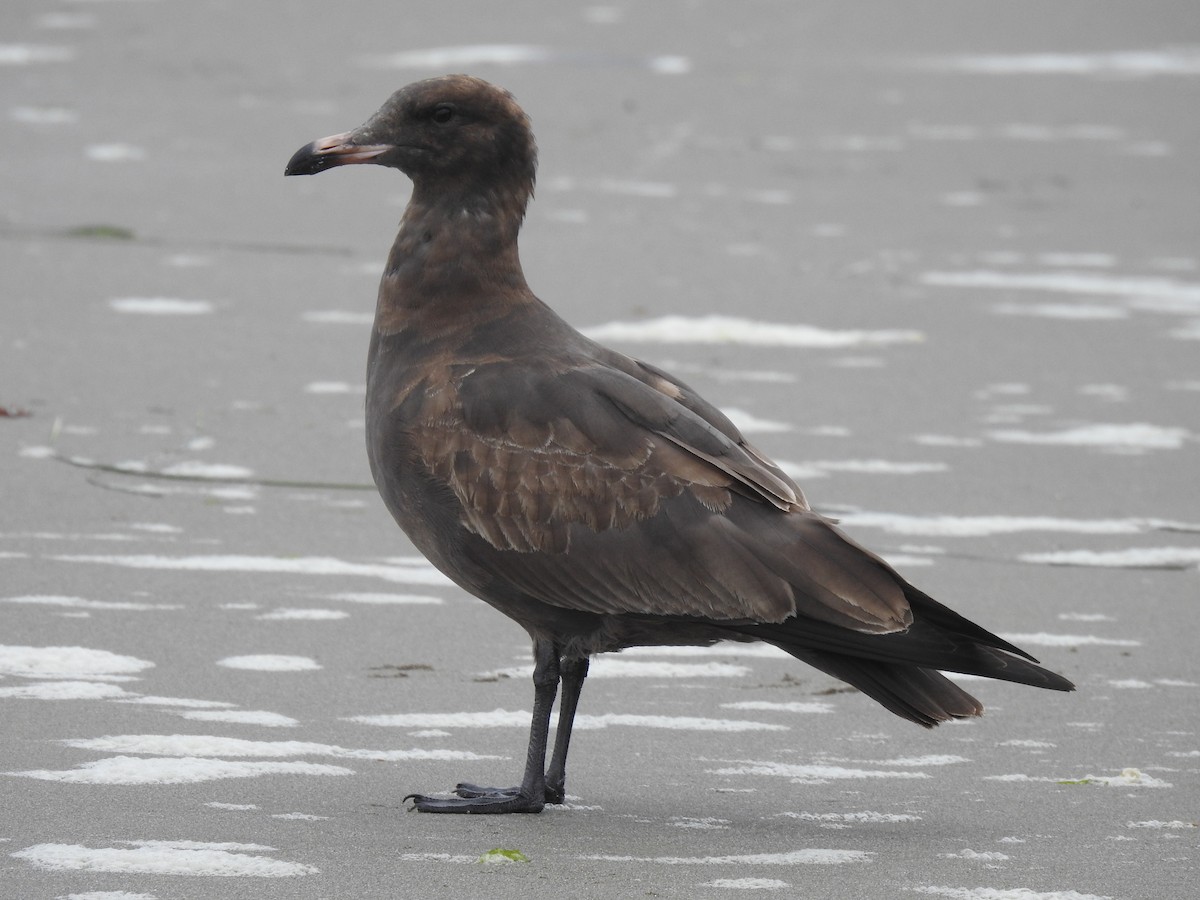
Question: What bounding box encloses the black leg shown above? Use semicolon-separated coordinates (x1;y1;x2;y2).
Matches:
544;655;589;803
406;639;560;814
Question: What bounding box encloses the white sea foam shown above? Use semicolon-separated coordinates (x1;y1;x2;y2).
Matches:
6;757;353;784
51;554;455;585
0;645;153;678
1039;253;1117;267
989;423;1188;451
913;888;1114;900
1126;820;1196;829
485;659;751;679
216;655;321;672
179;710;300;727
109;297;212;315
1020;547;1200;569
722;408;793;434
875;754;968;767
2;595;181;611
12;841;317;877
836;512;1188;537
721;701;835;714
349;709;781;732
986;767;1170;788
63;734;498;761
919;48;1200;77
62;892;159;900
10;105;78;124
912;434;984;447
87;143;146;162
256;608;349;621
304;381;363;394
709;761;931;783
702;878;791;889
160;461;254;479
999;633;1140;648
939;849;1010;861
364;44;554;67
120;696;236;709
361;44;689;75
328;592;444;605
302;310;374;325
991;302;1127;320
670;815;731;830
783;460;948;476
0;44;75;65
583;849;871;865
0;681;130;700
921;269;1200;302
778;811;920;825
583;315;922;347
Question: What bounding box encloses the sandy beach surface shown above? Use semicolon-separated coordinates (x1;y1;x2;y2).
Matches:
2;1;1198;898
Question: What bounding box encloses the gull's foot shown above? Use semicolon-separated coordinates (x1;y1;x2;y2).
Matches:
404;789;545;814
455;782;565;804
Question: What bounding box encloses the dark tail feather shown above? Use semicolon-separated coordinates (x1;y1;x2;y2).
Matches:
735;615;1075;694
780;645;984;728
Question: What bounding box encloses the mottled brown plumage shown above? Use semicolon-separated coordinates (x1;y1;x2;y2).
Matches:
286;75;1073;814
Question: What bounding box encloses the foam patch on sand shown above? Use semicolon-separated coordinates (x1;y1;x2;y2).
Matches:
351;709;781;732
484;659;750;679
998;633;1140;648
784;460;948;476
918;48;1200;77
583;849;871;865
12;841;316;877
0;681;131;700
328;592;444;605
721;408;793;434
51;554;454;586
1020;547;1200;569
178;710;299;727
708;761;932;783
921;270;1200;300
912;889;1113;900
109;298;213;315
989;423;1188;451
987;767;1170;788
216;656;321;672
701;878;791;889
5;757;353;784
63;734;499;762
721;701;835;714
255;608;349;621
837;513;1194;536
778;811;920;827
583;315;922;347
0;645;153;678
361;44;689;75
0;44;76;65
2;595;182;611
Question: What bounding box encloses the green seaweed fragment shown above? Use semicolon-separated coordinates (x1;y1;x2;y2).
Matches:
65;224;136;240
477;848;530;864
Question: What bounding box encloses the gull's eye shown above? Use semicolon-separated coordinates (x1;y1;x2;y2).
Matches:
431;104;455;124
